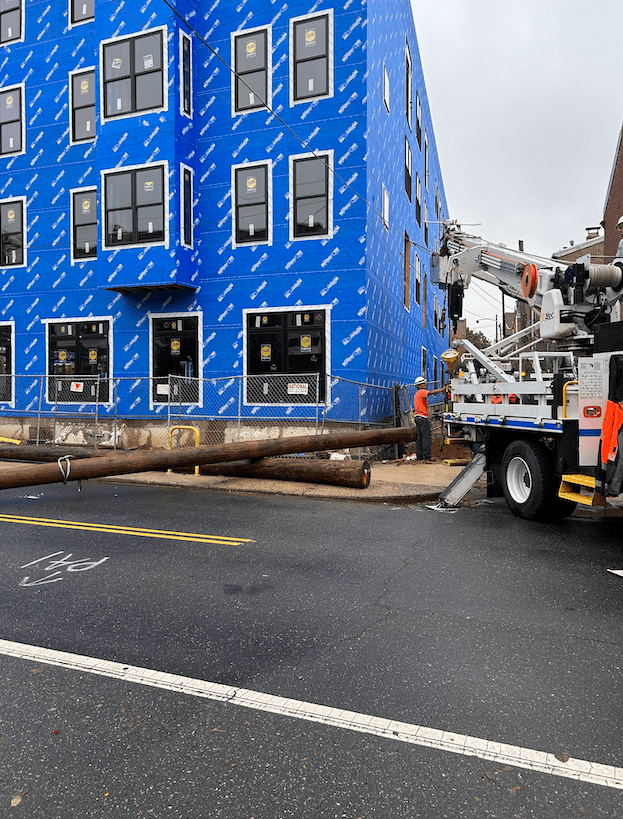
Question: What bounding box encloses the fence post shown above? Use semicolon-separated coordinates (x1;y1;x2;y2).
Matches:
94;378;100;450
113;378;118;450
36;375;44;445
315;372;320;435
52;378;59;446
237;375;242;442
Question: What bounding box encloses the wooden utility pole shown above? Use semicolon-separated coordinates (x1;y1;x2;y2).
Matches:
0;426;416;491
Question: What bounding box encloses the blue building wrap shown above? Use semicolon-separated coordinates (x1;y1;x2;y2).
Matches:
0;0;448;426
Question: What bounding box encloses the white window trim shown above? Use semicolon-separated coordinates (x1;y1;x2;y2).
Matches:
0;194;26;269
0;2;24;47
231;159;273;249
405;39;412;129
69;66;96;147
415;253;421;305
43;315;114;407
179;29;193;119
148;310;203;410
424;129;429;189
0;82;25;160
68;0;94;29
0;320;15;408
242;304;332;407
180;163;194;250
288;150;334;242
231;24;272;117
383;63;390;113
382;185;389;231
99;25;169;124
405;136;412;201
289;9;334;107
70;185;97;266
101;160;169;251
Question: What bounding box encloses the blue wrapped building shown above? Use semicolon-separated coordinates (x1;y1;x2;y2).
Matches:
0;0;449;437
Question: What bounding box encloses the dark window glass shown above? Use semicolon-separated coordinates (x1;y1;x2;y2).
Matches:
103;30;163;118
105;166;164;247
0;87;21;155
293;156;329;238
235;165;268;244
234;28;268;112
0;200;22;266
48;321;110;404
73;190;97;259
182;168;192;247
71;71;95;142
293;14;329;101
0;1;20;45
182;34;191;116
71;0;94;24
152;315;199;404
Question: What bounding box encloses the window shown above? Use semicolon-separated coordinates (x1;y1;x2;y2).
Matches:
245;308;327;404
404;137;412;201
0;0;21;45
415;174;421;226
433;355;438;387
71;0;94;25
421;347;427;381
405;40;412;128
181;165;193;249
434;296;439;330
47;319;110;404
415;253;421;305
0;198;24;267
382;185;389;231
151;314;200;405
423;201;429;246
0;324;12;403
423;273;427;328
70;70;95;143
180;31;192;118
291;12;332;103
0;85;22;156
403;232;410;309
103;164;166;248
290;152;332;240
383;64;390;112
72;188;97;261
424;130;429;188
233;27;269;113
233;162;270;246
416;92;422;148
102;28;165;119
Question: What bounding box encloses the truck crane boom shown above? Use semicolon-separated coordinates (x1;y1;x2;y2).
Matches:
436;223;623;341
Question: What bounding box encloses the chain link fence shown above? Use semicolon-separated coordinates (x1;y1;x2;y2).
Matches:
0;373;418;460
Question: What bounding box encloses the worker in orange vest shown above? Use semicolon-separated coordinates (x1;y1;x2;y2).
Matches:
413;376;446;463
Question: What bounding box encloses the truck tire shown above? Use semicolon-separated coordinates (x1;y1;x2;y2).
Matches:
501;440;576;521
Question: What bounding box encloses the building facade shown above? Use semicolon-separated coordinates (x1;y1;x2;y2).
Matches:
0;0;448;431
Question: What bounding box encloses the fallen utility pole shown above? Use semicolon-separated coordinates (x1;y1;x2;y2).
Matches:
196;457;371;488
0;426;415;491
0;444;109;462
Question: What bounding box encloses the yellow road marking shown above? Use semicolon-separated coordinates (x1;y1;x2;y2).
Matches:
0;514;254;545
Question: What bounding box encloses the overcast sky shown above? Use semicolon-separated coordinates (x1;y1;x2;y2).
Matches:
410;0;623;337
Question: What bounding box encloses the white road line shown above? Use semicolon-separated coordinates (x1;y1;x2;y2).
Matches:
1;638;621;790
607;569;623;577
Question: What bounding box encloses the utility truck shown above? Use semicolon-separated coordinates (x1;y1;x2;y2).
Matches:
435;223;623;520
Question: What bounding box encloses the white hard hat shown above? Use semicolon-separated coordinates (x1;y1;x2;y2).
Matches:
617;215;623;228
415;376;426;386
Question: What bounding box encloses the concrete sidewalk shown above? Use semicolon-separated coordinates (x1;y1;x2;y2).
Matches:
99;458;467;504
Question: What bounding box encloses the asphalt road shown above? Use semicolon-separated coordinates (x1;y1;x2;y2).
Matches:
0;481;622;817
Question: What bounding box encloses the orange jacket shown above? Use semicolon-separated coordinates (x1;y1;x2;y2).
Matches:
413;389;429;418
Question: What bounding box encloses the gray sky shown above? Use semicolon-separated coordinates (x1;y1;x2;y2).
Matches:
411;0;623;337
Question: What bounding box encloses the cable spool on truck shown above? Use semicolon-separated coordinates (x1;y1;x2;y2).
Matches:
434;222;623;521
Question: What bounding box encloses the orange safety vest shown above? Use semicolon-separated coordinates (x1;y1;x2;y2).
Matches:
414;389;429;417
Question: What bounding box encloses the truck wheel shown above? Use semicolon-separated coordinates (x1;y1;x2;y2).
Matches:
501;440;576;521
